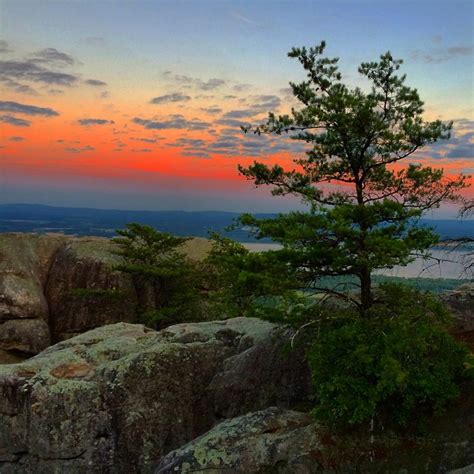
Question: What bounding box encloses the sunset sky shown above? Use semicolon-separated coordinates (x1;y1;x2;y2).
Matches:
0;0;472;215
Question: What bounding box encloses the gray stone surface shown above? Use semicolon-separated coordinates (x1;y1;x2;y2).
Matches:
0;318;310;473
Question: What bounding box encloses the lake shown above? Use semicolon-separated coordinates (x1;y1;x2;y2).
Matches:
242;244;473;280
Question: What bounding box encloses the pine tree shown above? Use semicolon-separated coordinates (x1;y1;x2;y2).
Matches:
239;41;468;314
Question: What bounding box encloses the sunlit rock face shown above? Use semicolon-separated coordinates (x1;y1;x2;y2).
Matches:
0;234;67;357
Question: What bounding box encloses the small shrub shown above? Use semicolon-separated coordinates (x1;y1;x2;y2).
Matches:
306;284;468;429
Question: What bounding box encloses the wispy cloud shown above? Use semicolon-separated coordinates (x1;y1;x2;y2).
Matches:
65;145;94;153
0;100;59;116
78;118;114;126
200;106;222;115
162;71;227;91
150;92;191;104
231;11;260;26
131;137;162;143
29;48;75;67
0;115;31;127
0;59;79;87
85;79;107;87
410;45;473;63
133;115;210;130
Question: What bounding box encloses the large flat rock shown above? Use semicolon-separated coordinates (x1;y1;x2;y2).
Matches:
0;318;310;473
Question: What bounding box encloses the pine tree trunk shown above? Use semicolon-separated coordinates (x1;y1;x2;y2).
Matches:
360;268;372;314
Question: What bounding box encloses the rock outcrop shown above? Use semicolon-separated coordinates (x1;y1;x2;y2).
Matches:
157;391;474;473
0;234;67;356
156;408;318;474
44;238;137;341
442;283;474;333
0;233;213;359
0;318;310;472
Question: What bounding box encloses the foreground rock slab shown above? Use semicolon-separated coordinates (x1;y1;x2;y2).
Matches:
157;395;474;474
156;407;318;473
0;318;310;473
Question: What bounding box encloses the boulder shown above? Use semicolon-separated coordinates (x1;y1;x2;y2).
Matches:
157;391;474;473
0;233;67;322
0;234;67;355
0;318;310;473
0;319;50;354
155;407;318;474
442;283;474;333
44;237;137;342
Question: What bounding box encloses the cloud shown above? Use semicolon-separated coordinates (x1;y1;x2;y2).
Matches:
167;137;207;148
0;115;31;127
131;137;161;143
410;45;473;63
0;77;37;95
181;151;211;158
233;83;252;92
0;100;59;116
445;127;474;159
252;95;282;108
8;136;25;142
222;109;261;119
221;95;282;120
200;106;222;114
65;145;94;153
0;59;79;86
162;71;226;91
199;78;226;90
150;92;191;104
446;143;474;159
78;118;115;126
133;115;210;131
30;48;75;67
0;40;12;54
231;11;260;26
215;118;250;128
85;79;107;86
131;148;152;153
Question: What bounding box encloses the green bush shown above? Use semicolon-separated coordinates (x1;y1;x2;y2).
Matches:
306;284;468;429
202;233;299;320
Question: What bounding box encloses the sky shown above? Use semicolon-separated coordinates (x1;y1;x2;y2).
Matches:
0;0;473;215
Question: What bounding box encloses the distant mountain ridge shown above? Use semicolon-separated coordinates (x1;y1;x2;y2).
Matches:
0;203;473;241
